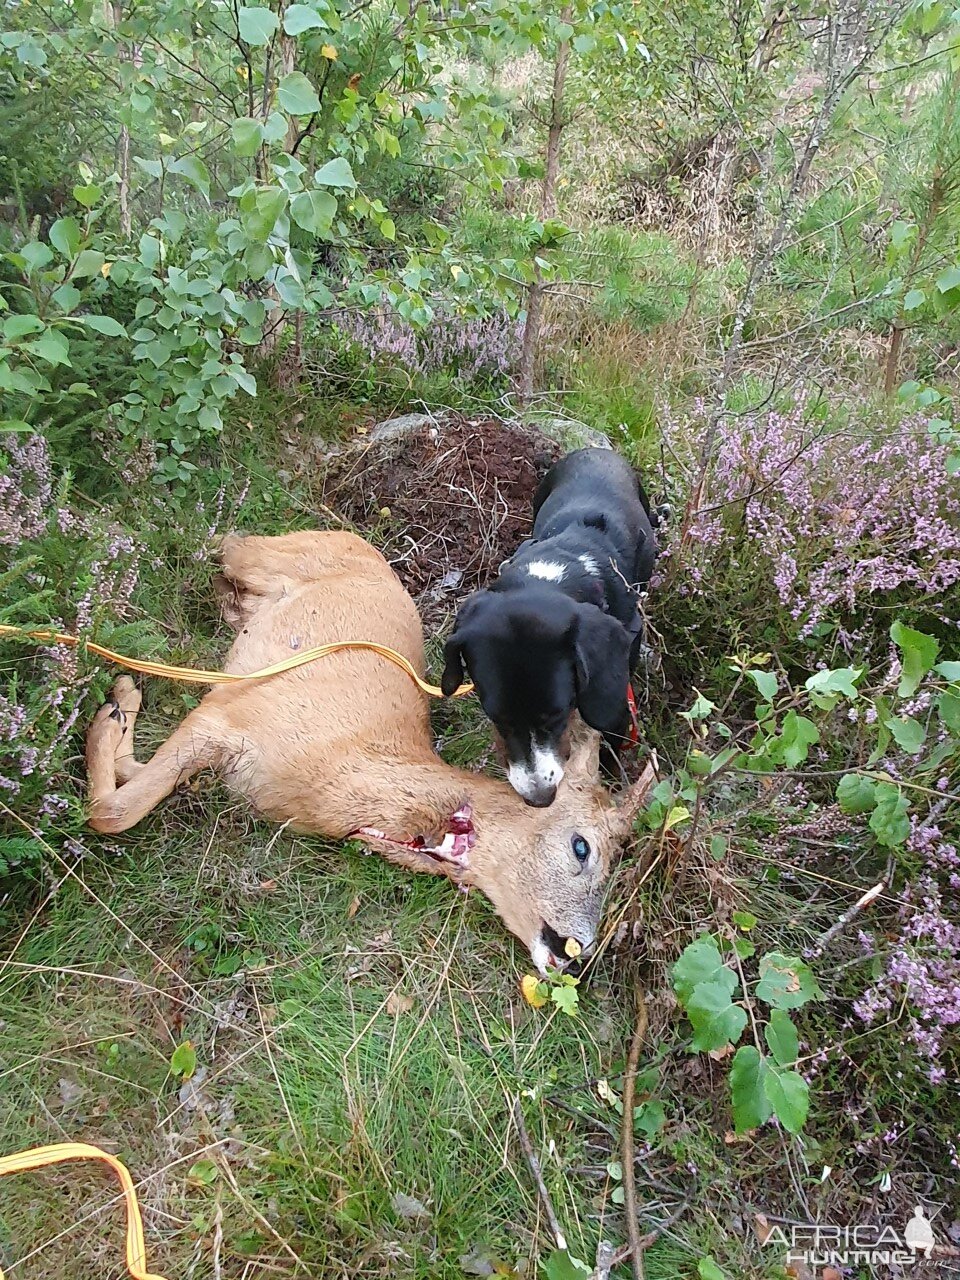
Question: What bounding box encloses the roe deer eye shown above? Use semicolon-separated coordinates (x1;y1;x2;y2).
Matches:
572;835;590;863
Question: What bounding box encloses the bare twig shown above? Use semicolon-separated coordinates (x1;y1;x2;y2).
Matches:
620;987;649;1280
808;881;885;958
512;1096;567;1252
591;1197;692;1278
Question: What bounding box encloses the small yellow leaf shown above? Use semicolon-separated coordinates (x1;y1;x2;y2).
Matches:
521;974;548;1008
564;937;581;959
100;261;112;277
321;44;338;59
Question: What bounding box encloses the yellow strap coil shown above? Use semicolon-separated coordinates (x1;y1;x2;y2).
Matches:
0;1142;168;1280
0;625;473;699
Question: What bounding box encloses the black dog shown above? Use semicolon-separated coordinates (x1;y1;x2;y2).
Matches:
441;447;660;806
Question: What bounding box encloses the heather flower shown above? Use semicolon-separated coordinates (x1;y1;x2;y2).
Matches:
330;307;522;385
669;398;960;641
0;434;144;865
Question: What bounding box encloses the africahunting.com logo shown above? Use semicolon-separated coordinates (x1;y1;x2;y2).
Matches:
761;1205;938;1268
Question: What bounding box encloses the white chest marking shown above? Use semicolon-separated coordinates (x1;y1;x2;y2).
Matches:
578;554;600;576
526;560;566;583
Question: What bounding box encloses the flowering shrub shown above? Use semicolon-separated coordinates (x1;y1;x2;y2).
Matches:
0;434;155;871
327;307;523;387
668;397;960;650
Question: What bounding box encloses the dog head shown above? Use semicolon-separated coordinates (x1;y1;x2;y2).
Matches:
441;586;633;806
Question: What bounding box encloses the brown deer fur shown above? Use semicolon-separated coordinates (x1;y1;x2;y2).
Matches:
86;531;653;973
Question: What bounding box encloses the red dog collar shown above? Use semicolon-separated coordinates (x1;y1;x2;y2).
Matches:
625;683;640;751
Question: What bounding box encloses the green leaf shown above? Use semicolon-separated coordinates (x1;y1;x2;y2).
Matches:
747;669;777;701
572;32;596;53
697;1259;726;1280
709;834;727;861
228;366;257;396
680;689;717;723
836;773;878;815
237;5;280;44
764;1008;799;1067
756;953;823;1010
80;315;127;337
262;111;288;143
49;217;81;259
763;1066;809;1133
71;249;106;279
937;688;960;733
24;329;71;366
170;1041;197;1079
686;980;748;1052
19;241;53;273
73;183;102;208
672;934;732;1003
890;219;916;252
936;661;960;681
883;715;926;755
232;117;265;157
890;621;939;697
284;3;328;33
551;983;579;1017
290;189;337;236
805;666;862;704
776;711;820;768
52;283;81;313
729;1045;773;1133
314;156;357;188
169;155;211;200
633;1098;665;1139
936;264;960;293
278;71;321;115
134;156;163;179
904;288;926;311
380;217;396;242
243;188;287;240
3;314;44;341
0;419;33;433
187;1158;219;1186
869;782;910;847
543;1250;591;1280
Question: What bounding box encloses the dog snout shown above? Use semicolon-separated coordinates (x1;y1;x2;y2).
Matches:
506;747;565;807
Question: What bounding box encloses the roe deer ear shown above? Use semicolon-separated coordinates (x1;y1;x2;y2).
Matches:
564;716;602;783
212;574;244;630
605;754;659;843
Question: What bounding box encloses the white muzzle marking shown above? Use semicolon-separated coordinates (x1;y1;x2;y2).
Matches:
507;743;565;803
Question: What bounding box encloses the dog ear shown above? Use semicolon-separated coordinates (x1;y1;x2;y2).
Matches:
441;632;467;696
440;595;483;696
571;607;632;735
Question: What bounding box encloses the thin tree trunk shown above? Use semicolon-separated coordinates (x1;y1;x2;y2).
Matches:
257;34;298;363
882;63;960;394
110;0;132;238
518;4;572;404
541;7;572;220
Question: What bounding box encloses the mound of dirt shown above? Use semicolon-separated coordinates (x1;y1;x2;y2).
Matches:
327;415;560;620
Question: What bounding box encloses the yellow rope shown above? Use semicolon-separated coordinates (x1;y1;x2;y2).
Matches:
0;1142;168;1280
0;625;473;699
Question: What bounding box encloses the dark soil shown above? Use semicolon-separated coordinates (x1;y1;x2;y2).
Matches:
327;415;560;622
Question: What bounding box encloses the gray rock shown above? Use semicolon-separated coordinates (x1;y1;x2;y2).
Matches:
368;412;438;443
533;416;613;451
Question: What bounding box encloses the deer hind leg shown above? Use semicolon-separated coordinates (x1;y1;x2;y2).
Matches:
86;676;224;834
